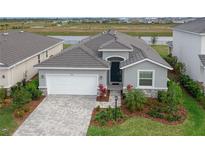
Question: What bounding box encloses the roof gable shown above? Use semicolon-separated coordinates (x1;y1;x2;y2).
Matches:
98;39;133;51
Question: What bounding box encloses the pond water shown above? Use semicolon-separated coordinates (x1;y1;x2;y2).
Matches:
50;35;173;45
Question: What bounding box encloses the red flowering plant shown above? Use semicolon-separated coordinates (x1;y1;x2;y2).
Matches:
127;84;133;92
98;84;107;97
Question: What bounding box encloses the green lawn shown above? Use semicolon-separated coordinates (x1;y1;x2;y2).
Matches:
87;91;205;136
63;44;71;49
151;45;169;58
0;106;18;136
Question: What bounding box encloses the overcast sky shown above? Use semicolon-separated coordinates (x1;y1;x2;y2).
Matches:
0;0;205;17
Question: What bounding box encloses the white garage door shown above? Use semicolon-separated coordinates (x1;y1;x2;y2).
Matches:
46;74;98;95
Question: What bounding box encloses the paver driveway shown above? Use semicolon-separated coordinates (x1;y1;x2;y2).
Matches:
13;95;96;136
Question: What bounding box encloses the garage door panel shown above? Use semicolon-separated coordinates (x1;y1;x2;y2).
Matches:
46;74;98;95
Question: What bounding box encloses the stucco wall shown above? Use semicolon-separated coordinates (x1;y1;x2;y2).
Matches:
122;61;168;89
173;30;204;82
0;69;10;88
102;51;129;60
38;69;107;89
0;43;63;88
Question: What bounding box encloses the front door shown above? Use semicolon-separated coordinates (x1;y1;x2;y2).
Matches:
110;62;122;83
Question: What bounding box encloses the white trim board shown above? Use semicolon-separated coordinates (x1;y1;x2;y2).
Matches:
45;74;99;95
105;55;126;61
35;67;110;70
120;58;173;70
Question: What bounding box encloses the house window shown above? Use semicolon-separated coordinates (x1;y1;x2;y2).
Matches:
138;70;154;87
46;51;48;58
38;55;41;63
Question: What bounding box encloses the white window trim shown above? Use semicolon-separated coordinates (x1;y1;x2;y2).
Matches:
105;55;126;61
137;70;155;89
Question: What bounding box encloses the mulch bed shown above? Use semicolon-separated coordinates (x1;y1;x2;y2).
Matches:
121;98;187;125
96;90;110;102
90;97;187;127
14;96;45;125
90;108;126;127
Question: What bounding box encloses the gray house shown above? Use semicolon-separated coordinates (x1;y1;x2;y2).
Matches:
35;30;172;97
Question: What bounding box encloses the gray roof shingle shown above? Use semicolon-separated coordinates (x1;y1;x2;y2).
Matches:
174;18;205;34
35;45;109;68
99;39;132;50
0;31;63;67
199;55;205;66
36;29;171;70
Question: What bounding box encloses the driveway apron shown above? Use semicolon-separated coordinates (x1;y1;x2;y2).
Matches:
13;95;96;136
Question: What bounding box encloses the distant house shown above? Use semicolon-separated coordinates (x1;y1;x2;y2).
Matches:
35;30;172;97
0;31;63;90
172;18;205;86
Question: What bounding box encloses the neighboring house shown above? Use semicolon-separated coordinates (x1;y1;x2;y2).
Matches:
172;18;205;87
35;30;172;97
0;31;63;90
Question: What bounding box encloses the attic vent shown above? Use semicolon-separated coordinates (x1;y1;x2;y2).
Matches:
2;33;8;36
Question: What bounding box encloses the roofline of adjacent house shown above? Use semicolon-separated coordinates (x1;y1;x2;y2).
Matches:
173;28;205;36
34;67;110;70
120;58;173;70
0;41;64;70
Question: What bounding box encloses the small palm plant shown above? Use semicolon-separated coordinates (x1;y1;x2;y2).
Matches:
125;89;147;112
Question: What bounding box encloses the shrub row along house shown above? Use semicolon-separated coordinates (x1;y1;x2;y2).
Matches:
35;30;172;97
173;18;205;91
0;31;63;93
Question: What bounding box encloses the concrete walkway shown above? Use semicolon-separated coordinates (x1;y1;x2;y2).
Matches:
13;95;96;136
96;90;121;108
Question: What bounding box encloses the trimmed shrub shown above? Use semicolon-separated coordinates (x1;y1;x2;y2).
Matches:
175;62;186;75
125;89;147;112
164;54;186;75
164;54;178;68
95;107;123;126
166;81;183;114
0;87;6;104
12;88;32;108
157;91;167;103
25;80;42;100
165;114;181;122
180;74;204;101
147;108;164;119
